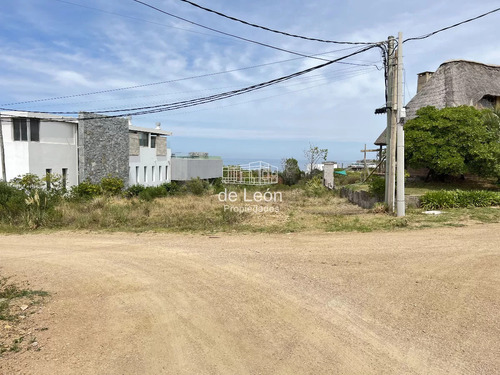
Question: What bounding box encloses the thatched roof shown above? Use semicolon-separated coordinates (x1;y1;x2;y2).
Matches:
374;60;500;145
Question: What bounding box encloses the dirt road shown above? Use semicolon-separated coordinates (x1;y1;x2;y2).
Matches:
0;225;499;374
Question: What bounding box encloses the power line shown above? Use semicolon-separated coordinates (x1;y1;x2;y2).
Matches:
51;0;234;40
1;46;375;107
36;66;376;112
404;7;500;42
2;44;378;119
177;0;379;45
131;0;378;63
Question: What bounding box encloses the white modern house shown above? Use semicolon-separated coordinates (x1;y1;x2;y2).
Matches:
0;111;172;187
128;122;172;186
0;111;78;187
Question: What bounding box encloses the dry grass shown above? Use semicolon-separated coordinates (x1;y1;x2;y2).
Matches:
43;189;500;233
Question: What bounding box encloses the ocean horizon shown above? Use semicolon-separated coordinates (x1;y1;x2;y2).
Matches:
222;158;357;171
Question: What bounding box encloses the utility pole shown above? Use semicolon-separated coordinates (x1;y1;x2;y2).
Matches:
0;115;6;181
384;36;395;210
396;32;406;217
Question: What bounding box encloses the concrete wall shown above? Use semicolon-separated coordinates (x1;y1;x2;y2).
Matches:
340;187;380;209
78;113;129;185
323;162;335;190
171;158;223;181
1;116;78;186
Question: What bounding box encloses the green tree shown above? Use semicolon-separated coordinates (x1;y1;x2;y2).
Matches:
281;158;302;186
304;143;328;177
405;106;500;181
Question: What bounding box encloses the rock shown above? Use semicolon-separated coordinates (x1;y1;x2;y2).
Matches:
20;304;29;311
32;342;38;347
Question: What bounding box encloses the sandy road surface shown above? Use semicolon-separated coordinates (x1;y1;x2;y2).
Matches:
0;225;499;374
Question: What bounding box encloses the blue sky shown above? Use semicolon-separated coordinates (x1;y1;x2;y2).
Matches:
1;0;499;167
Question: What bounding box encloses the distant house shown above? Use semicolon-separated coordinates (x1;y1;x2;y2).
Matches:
0;111;172;187
375;60;500;146
170;152;223;182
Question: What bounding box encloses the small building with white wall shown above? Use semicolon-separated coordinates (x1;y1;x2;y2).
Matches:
128;122;172;186
171;152;222;181
0;111;79;188
0;111;172;187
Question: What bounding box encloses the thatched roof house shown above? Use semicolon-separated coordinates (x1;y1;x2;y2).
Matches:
375;60;500;146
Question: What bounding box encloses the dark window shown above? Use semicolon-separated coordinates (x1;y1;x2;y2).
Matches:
62;168;68;190
30;118;40;142
150;136;156;148
139;132;149;147
46;169;52;190
13;118;28;141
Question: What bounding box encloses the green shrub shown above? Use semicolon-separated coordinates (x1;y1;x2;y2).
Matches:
126;184;145;197
10;173;44;193
211;178;225;194
161;181;181;195
0;181;26;223
304;175;327;197
100;176;124;196
138;186;168;201
368;175;385;200
186;178;209;196
70;180;102;200
420;189;500;209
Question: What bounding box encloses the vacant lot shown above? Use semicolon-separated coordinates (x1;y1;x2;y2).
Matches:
1;225;499;374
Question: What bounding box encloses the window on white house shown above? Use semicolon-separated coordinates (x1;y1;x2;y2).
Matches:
13;118;28;141
150;136;156;148
62;168;68;190
139;132;149;147
144;166;147;182
152;166;155;182
13;118;40;141
135;166;139;183
159;166;163;181
46;169;52;190
30;119;40;142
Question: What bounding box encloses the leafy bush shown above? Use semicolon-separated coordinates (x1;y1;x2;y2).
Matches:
70;180;102;200
100;176;124;196
186;178;209;196
304;175;327;197
368;175;385;200
126;184;146;197
0;181;26;223
210;178;225;194
161;182;181;195
138;186;168;201
420;189;500;209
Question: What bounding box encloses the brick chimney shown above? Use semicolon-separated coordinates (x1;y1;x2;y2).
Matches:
417;71;433;93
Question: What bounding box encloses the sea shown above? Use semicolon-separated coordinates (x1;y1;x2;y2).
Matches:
222;158;356;171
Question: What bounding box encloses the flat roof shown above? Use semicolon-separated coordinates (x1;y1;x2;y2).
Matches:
128;125;172;136
0;111;78;123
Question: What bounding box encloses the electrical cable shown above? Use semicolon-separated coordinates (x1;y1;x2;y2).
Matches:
131;0;379;64
176;0;379;45
1;44;378;119
27;65;374;110
404;7;500;42
1;46;377;107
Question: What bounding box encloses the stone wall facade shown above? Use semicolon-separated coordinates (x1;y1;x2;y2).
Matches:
156;137;167;156
129;133;140;156
78;112;129;185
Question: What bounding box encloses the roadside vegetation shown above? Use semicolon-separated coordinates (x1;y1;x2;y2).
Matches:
0;276;49;357
0;169;499;234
